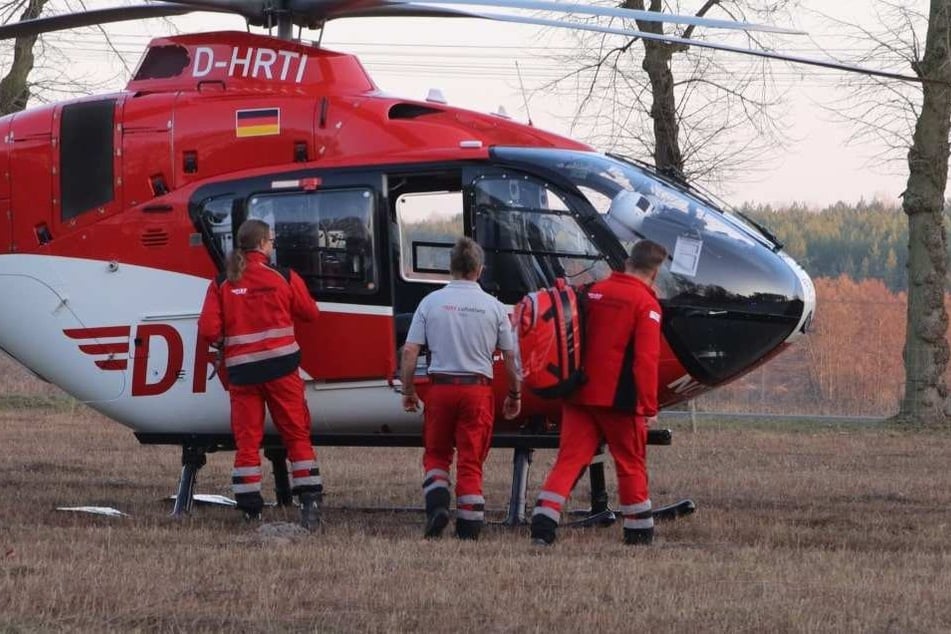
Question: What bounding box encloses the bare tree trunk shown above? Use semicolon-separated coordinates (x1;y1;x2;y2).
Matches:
898;0;951;425
624;0;686;175
0;0;49;116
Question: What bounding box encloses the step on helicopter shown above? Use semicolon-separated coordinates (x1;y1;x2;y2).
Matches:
0;0;921;523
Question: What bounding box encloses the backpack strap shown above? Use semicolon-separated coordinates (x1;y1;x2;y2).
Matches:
265;262;292;284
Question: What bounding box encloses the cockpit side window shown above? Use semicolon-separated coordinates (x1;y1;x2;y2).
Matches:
247;188;377;295
471;174;608;304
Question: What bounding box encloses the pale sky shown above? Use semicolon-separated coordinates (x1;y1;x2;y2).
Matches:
34;0;927;208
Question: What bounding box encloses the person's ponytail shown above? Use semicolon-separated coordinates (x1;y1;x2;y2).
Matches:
226;219;271;284
226;249;246;283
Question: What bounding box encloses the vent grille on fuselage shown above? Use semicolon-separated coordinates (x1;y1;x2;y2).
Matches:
140;228;169;247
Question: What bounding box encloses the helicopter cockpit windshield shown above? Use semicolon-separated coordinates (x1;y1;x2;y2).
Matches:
492;147;809;385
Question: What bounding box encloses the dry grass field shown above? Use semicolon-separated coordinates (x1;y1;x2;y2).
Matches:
2;354;951;633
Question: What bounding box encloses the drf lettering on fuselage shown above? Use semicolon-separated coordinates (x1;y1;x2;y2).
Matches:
191;46;309;83
667;374;706;398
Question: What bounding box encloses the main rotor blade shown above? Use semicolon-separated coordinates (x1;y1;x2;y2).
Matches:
338;5;922;84
0;3;196;39
393;0;805;35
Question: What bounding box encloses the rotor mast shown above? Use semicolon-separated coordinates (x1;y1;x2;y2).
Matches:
266;0;293;40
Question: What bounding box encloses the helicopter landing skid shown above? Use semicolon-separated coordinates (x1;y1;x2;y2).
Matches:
169;445;295;516
566;499;697;526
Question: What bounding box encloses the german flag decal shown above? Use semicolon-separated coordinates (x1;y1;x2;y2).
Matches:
235;108;280;138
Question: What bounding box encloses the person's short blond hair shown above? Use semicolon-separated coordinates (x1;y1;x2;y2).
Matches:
450;237;484;277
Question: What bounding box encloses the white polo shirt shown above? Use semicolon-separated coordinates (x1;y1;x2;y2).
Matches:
405;280;515;379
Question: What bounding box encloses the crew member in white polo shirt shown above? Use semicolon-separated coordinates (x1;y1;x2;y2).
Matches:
400;237;521;540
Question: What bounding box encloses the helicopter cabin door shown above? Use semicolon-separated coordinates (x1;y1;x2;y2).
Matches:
463;166;609;305
240;171;395;381
389;170;464;353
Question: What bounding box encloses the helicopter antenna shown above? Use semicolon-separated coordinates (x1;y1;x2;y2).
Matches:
515;60;533;126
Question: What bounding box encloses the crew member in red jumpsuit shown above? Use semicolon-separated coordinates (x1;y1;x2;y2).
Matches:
198;218;323;529
530;239;667;546
400;237;522;540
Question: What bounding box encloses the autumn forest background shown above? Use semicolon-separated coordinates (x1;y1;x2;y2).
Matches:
702;200;930;418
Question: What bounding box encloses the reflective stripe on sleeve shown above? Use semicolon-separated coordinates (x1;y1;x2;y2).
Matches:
226;342;301;367
224;326;295;346
233;482;262;494
233;466;262;477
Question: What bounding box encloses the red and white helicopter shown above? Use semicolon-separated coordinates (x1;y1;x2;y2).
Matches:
0;1;919;521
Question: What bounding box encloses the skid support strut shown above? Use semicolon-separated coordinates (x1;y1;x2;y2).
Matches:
567;445;616;527
170;444;207;517
495;447;534;526
264;447;293;506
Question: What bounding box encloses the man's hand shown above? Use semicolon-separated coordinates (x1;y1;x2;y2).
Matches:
645;415;658;428
503;394;521;420
403;392;421;413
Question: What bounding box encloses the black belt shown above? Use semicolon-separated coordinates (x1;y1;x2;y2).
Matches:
429;373;492;386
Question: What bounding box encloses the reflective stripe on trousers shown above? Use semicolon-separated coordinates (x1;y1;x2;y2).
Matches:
232;465;262;494
457;494;485;522
422;468;451;495
620;499;654;530
290;459;323;491
532;490;566;524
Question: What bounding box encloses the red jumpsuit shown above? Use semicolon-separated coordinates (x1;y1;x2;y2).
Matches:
533;271;661;533
198;251;322;509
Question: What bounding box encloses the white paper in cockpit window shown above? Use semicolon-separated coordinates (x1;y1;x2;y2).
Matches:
670;235;703;277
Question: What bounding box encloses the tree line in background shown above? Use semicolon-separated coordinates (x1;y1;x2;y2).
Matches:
740;199;942;292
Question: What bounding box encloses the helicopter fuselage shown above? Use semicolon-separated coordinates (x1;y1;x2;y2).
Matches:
0;31;814;447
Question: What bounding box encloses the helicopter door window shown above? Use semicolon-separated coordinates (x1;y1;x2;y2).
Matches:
472;175;609;304
195;195;236;262
247;188;376;295
396;191;463;283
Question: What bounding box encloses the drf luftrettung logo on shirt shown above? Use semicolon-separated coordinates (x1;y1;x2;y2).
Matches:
441;305;487;315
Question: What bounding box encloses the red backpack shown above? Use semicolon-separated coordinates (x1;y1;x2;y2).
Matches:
513;278;587;399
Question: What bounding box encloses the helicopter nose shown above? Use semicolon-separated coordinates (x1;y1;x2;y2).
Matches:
658;244;812;386
779;251;815;345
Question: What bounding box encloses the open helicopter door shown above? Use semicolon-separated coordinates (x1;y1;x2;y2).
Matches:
389;169;465;348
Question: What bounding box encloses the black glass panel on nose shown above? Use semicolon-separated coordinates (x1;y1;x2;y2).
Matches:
491;147;806;385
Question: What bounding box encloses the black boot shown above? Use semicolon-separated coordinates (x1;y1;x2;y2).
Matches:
530;514;557;546
298;490;322;532
236;491;264;522
623;527;654;546
455;518;482;541
424;488;451;539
